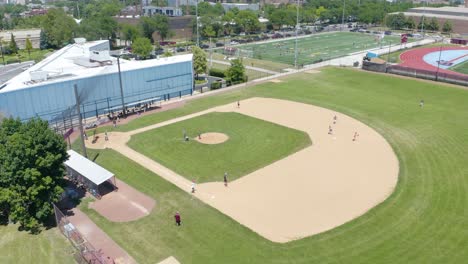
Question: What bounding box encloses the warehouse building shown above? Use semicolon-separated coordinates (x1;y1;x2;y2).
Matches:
0;39;193;130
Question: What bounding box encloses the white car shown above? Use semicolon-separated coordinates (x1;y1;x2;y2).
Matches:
230;41;239;45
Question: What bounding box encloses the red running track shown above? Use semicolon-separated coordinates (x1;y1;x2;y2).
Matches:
399;46;468;77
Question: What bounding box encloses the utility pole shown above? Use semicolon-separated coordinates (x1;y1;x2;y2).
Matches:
74;84;87;158
294;0;299;68
341;0;346;32
196;0;199;47
436;43;443;81
117;56;126;117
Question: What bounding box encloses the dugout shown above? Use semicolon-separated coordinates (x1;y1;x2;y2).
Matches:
64;150;117;199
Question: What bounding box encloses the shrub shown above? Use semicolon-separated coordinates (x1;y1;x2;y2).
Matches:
211;81;221;89
209;68;225;78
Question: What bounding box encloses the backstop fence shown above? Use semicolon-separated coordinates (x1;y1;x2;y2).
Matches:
53;203;112;264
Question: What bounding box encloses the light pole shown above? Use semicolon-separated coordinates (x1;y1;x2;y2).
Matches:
341;0;346;32
294;0;299;68
74;84;87;158
436;44;443;81
117;56;126;117
195;0;199;47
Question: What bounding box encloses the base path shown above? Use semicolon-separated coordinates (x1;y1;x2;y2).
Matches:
86;97;399;243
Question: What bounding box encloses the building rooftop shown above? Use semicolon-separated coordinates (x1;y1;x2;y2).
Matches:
0;40;193;94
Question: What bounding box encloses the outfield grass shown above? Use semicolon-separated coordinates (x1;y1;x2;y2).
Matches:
1;49;52;64
0;224;74;263
217;32;411;66
75;67;468;263
128;112;311;183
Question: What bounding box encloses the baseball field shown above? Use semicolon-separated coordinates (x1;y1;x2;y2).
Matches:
68;67;468;263
6;66;466;263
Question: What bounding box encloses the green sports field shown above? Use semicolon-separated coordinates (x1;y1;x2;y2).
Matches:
450;60;468;74
218;32;409;66
72;67;468;263
128;112;311;183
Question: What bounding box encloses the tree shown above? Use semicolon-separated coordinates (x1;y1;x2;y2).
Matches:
39;29;48;50
192;46;207;78
25;38;32;59
42;8;78;48
0;118;68;232
225;59;246;84
9;33;18;54
442;20;452;34
429;17;439;32
121;24;141;46
153;14;171;41
78;16;118;41
405;17;416;30
132;37;153;59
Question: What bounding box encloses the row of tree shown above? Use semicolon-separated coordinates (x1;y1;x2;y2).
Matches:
385;13;452;33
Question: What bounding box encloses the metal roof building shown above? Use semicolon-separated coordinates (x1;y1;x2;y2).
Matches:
0;39;193;130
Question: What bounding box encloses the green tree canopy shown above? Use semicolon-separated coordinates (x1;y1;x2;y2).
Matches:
225;59;246;84
121;24;141;46
0;118;68;232
42;8;78;49
442;20;452;33
9;33;18;54
192;46;207;77
139;15;171;42
132;37;153;59
428;17;439;31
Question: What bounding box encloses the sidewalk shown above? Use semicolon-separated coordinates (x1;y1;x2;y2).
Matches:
66;208;137;264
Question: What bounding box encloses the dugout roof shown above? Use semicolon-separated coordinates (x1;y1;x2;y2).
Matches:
65;150;114;185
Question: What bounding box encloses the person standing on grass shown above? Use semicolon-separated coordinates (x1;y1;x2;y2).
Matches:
224;172;228;187
174;212;181;226
191;180;196;193
420;99;424;108
105;131;108;141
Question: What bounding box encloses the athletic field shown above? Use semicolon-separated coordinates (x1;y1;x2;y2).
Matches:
67;68;468;263
217;32;409;66
450;60;468;74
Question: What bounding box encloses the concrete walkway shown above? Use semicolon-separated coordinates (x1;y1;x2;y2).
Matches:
66;208;137;264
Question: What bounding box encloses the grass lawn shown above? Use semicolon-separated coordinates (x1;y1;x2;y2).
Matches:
211;52;290;72
1;49;52;64
210;62;272;80
74;67;468;263
0;224;74;263
217;32;412;66
128;112;311;183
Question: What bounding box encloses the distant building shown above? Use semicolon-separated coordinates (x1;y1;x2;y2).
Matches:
0;39;194;127
143;6;183;16
212;3;260;12
0;29;41;49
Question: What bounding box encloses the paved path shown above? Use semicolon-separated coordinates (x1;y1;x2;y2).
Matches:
209;59;280;74
67;208;137;264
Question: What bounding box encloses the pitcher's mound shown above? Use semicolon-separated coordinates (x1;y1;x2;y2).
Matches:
195;132;229;144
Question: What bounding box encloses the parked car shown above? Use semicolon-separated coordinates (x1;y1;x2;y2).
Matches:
200;44;210;49
215;42;224;47
272;33;284;39
230;41;239;45
350;28;359;32
176;47;186;52
384;31;392;35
